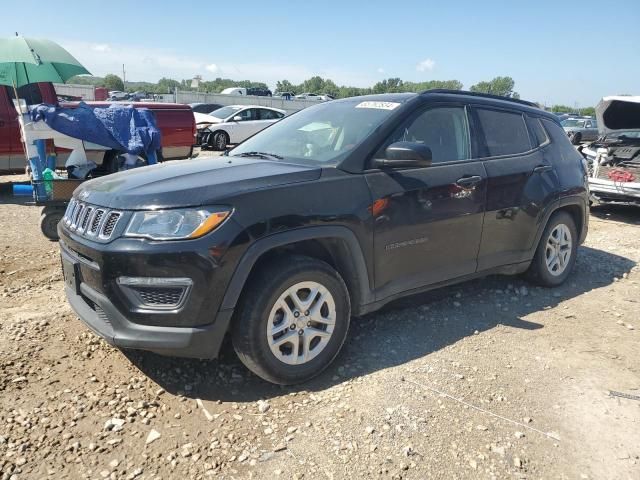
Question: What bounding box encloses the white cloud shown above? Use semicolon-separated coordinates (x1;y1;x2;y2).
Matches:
377;67;385;74
416;58;435;72
91;44;111;52
59;39;378;89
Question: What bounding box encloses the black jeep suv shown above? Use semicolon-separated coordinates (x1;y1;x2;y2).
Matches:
58;90;589;384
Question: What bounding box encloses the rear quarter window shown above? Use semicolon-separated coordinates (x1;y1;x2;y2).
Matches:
541;118;584;166
527;116;549;147
475;108;532;157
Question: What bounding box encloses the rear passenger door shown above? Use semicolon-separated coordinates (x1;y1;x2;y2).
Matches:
366;103;487;298
473;107;560;270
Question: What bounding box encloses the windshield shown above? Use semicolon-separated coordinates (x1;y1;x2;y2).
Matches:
209;106;241;119
561;119;587;128
229;100;400;166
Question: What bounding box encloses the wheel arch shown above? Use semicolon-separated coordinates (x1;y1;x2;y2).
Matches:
220;226;374;315
532;196;587;255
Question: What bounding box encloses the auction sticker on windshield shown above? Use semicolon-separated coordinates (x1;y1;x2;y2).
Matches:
355;101;401;110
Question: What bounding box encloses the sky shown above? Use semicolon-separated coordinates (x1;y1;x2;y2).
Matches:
3;0;639;106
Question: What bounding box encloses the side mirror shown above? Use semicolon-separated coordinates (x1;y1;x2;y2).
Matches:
232;115;242;122
374;141;432;168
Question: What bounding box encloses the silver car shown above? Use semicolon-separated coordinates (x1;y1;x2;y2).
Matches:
561;117;599;145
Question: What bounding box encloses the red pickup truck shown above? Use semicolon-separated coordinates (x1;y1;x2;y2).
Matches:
0;82;196;172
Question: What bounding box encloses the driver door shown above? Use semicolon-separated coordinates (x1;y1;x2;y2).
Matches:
365;103;487;299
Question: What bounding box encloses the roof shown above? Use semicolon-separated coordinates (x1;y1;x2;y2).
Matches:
333;92;418;104
227;104;286;112
421;89;538;107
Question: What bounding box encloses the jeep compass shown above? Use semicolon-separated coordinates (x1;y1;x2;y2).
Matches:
58;90;589;384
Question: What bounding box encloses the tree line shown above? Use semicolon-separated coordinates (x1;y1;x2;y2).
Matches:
69;74;595;114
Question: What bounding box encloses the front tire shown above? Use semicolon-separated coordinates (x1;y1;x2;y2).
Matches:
526;211;578;287
211;131;229;151
232;255;351;385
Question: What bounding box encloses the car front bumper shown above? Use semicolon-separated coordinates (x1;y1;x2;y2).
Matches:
65;279;232;358
58;218;242;358
589;178;640;203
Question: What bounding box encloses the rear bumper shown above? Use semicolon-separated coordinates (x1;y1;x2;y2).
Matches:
66;281;233;358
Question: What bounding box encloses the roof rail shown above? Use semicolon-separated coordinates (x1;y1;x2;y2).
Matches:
421;89;539;108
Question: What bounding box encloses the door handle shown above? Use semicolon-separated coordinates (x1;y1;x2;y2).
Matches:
456;175;482;187
533;165;553;174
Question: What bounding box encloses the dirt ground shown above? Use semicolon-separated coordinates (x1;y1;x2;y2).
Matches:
1;176;639;480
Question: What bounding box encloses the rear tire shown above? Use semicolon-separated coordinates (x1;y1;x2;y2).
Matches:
232;255;351;385
526;211;578;287
571;132;582;145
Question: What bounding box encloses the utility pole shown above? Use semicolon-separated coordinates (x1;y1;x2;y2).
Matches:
122;64;126;88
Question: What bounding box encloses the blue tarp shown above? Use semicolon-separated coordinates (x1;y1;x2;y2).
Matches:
30;102;162;156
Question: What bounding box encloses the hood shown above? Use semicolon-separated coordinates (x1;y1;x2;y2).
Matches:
194;112;223;125
596;96;640;135
75;157;321;209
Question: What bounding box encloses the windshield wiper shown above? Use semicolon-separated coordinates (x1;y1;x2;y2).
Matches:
234;151;283;160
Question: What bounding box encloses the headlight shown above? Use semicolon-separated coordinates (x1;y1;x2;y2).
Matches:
125;208;231;240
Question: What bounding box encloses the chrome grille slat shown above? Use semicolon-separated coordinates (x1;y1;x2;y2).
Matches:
99;212;122;239
88;209;105;235
72;204;85;229
65;199;77;225
80;207;93;232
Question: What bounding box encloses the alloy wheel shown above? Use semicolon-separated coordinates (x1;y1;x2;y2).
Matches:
266;281;336;365
545;223;572;276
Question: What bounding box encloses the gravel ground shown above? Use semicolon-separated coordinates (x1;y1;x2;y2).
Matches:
1;176;639;480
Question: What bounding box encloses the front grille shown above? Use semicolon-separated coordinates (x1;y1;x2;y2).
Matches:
89;210;105;235
80;207;93;231
72;204;85;229
134;286;185;306
62;200;122;241
101;212;121;238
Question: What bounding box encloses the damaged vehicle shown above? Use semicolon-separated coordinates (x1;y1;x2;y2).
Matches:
579;96;640;206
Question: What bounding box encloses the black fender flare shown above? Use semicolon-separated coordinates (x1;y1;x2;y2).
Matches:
530;195;588;256
219;226;373;312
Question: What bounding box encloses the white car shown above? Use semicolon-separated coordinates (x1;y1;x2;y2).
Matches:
295;93;334;102
195;105;286;150
108;90;128;100
220;87;247;95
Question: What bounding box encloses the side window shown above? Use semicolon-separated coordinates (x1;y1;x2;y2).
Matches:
259;109;281;120
475;108;532;157
585;121;593;128
541;118;583;165
527;116;549;147
378;106;470;163
238;109;256;121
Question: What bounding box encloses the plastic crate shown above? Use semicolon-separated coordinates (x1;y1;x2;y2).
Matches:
32;179;84;203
